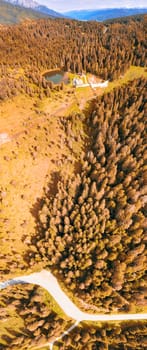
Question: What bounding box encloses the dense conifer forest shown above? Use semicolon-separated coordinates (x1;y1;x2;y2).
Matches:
0;15;146;99
0;76;146;349
29;77;147;311
0;13;146;350
0;283;147;349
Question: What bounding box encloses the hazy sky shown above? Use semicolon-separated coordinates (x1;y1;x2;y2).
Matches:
38;1;147;12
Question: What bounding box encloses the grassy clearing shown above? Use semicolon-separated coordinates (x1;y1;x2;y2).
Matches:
105;65;147;93
69;66;147;103
0;89;85;280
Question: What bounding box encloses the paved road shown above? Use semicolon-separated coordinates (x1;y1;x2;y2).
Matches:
1;269;147;322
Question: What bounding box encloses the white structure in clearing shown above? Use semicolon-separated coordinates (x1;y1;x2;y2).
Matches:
0;133;11;145
91;80;109;88
73;76;108;89
73;77;86;87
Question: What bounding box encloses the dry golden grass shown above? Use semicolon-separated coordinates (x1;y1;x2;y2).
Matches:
105;65;147;92
0;91;85;280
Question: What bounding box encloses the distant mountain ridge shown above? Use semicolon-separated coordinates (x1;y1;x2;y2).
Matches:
3;0;64;18
64;8;147;21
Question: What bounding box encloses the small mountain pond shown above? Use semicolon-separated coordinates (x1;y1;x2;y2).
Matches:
44;70;69;85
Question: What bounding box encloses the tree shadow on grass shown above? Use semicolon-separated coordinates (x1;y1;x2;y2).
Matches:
30;171;61;223
23;171;61;266
44;171;61;198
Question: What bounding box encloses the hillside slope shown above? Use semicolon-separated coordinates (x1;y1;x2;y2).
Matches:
3;0;64;18
0;0;49;24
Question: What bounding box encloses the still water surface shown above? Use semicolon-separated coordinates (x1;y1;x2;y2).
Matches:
44;71;68;84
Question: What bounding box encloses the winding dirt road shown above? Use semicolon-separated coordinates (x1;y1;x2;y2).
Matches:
1;269;147;322
1;269;147;349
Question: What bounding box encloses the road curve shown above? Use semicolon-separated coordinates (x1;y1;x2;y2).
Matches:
0;269;147;323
